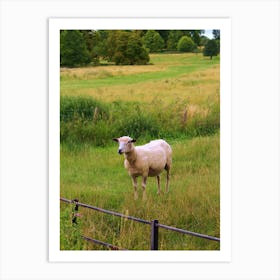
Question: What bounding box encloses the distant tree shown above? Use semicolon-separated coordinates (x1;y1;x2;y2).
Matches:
167;30;183;50
212;30;220;40
143;30;164;52
60;30;91;67
80;30;102;65
156;30;169;48
126;33;150;65
188;30;203;46
177;36;196;52
203;39;219;59
200;35;210;46
107;31;149;65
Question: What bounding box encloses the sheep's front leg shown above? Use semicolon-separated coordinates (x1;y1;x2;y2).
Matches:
156;175;161;195
131;176;138;200
141;176;147;201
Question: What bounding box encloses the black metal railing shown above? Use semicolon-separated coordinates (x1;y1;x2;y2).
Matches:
60;197;220;250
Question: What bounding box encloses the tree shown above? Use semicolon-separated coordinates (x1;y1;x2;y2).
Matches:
212;30;220;40
177;36;196;52
203;39;219;59
188;30;203;46
107;31;149;65
60;30;91;67
80;30;102;65
143;30;164;52
126;33;150;65
200;35;210;47
167;30;183;51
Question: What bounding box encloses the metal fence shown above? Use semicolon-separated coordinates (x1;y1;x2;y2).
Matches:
60;197;220;250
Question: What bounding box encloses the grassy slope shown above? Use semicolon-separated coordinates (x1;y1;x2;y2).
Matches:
60;134;220;250
60;53;220;250
60;53;220;108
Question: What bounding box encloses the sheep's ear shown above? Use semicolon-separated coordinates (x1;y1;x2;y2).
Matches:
112;138;119;142
130;139;136;143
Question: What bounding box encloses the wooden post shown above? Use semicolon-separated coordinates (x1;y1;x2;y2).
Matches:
150;219;159;250
182;108;187;127
72;198;79;224
93;107;98;122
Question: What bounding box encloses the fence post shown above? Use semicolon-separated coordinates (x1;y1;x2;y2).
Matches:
150;219;159;250
72;198;79;224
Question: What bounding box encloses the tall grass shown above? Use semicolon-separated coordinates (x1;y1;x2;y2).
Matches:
60;95;219;146
60;52;220;250
60;134;220;250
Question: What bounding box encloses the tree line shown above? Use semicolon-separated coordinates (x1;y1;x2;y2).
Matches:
60;30;220;67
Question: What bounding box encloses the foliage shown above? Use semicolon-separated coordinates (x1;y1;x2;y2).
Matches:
177;36;196;52
106;31;150;65
60;53;220;146
200;35;210;46
143;30;165;53
60;30;212;67
167;30;184;50
60;30;91;67
212;29;220;40
203;39;219;59
60;204;85;250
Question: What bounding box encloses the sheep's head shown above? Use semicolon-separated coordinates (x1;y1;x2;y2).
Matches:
113;136;136;154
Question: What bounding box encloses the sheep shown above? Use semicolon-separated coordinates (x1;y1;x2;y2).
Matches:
113;136;172;200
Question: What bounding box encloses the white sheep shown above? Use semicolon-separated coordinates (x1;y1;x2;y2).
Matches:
113;136;172;200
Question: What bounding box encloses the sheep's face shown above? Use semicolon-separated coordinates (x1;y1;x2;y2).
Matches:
113;136;136;154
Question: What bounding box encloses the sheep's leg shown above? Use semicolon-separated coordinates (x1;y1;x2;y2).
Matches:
165;167;170;193
132;176;138;200
142;176;147;201
156;176;161;195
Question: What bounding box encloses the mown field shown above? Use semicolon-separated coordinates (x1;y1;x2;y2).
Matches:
60;53;220;250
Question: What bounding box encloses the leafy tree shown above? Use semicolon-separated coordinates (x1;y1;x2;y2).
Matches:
203;39;219;59
212;30;220;40
167;30;183;50
80;30;102;65
126;33;150;64
200;35;210;46
60;30;91;67
177;36;196;52
188;30;203;46
107;31;149;65
156;30;169;48
143;30;164;52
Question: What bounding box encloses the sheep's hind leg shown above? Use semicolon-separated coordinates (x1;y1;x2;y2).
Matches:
141;176;147;201
156;176;161;195
165;165;171;193
132;176;138;200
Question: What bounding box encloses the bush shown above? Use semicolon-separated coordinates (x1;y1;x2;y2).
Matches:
60;30;91;67
107;31;149;65
60;96;109;122
177;36;196;52
116;113;160;140
143;30;165;53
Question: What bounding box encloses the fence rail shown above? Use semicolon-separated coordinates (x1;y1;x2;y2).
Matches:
60;197;220;250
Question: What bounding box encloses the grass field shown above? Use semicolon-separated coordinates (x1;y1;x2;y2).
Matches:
60;53;220;250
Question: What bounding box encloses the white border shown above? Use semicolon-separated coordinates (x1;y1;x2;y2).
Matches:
49;18;231;262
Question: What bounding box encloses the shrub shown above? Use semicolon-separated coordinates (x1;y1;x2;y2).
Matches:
143;30;165;53
60;96;109;122
116;113;160;140
177;36;196;52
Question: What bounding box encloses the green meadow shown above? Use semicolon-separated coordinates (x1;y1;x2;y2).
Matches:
60;53;220;250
